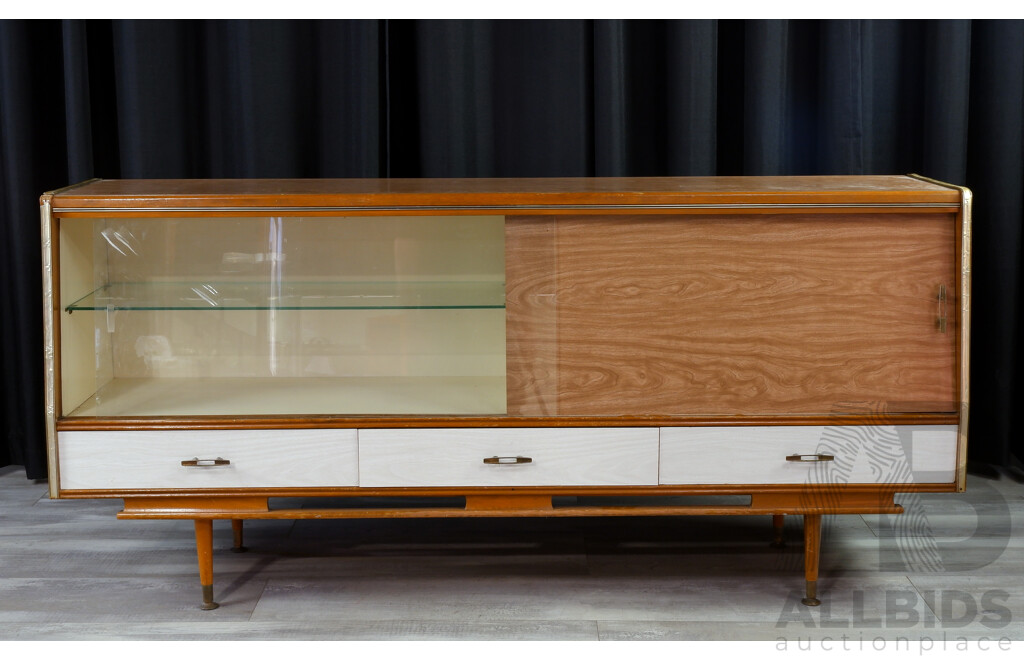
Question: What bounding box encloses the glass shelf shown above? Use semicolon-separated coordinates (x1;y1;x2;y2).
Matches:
66;281;506;312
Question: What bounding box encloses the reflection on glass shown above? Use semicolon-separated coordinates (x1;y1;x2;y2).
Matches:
59;215;507;417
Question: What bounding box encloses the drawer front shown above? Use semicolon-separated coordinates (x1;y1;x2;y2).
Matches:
359;428;660;487
659;425;958;485
57;429;359;490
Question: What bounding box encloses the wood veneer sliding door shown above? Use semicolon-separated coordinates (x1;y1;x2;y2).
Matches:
505;213;957;417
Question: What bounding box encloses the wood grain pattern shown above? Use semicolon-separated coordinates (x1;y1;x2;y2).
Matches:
49;176;961;210
52;207;963;220
193;519;214;586
114;490;907;519
506;216;559;415
55;412;960;430
464;494;554;511
115;502;904;519
804;513;822;582
506;213;957;416
65;481;959;501
121;496;270;515
64;478;954;499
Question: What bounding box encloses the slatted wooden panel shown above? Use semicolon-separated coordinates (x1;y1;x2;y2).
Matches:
506;213;957;416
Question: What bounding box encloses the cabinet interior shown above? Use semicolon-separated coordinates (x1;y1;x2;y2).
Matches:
59;215;507;416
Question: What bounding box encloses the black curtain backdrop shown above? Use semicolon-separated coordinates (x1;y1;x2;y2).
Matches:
1;19;1021;481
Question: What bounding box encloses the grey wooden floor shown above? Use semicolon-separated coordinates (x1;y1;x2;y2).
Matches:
2;465;1023;641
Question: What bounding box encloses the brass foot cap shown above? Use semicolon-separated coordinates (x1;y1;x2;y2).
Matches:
200;601;220;610
801;597;821;607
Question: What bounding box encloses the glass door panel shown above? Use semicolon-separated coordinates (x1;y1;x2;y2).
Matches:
58;215;506;417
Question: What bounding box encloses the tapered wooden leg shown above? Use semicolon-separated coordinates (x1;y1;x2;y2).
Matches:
194;519;219;610
231;519;247;553
770;514;785;547
802;513;822;606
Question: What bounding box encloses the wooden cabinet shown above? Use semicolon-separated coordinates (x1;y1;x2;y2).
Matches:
40;175;971;610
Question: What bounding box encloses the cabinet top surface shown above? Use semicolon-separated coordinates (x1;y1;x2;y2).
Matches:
45;175;962;209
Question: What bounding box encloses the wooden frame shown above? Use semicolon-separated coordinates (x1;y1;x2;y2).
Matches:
40;175;970;611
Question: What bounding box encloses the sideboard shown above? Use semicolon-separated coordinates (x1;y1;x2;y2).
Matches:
40;175;971;610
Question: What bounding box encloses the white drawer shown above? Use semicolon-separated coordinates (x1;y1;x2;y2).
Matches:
659;425;958;485
359;428;659;487
57;429;359;490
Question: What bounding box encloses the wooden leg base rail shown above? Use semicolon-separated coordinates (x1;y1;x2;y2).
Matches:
121;494;879;610
230;519;247;553
119;493;904;520
803;580;822;607
771;513;786;548
803;513;823;607
194;520;219;611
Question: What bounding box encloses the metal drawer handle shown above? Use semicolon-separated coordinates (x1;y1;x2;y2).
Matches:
181;457;230;467
786;454;835;463
483;456;533;465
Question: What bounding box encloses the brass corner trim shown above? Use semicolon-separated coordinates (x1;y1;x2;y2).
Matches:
906;172;966;193
907;173;972;492
40;198;59;499
42;178;102;199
